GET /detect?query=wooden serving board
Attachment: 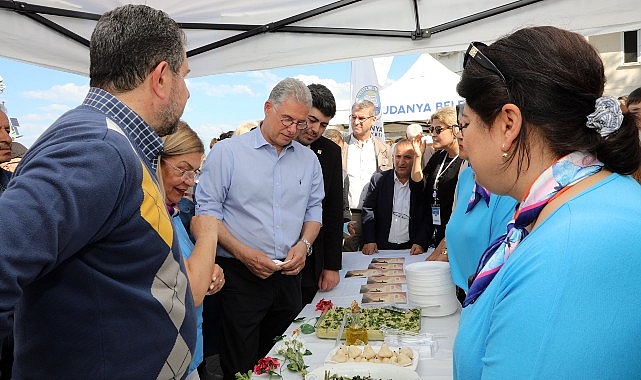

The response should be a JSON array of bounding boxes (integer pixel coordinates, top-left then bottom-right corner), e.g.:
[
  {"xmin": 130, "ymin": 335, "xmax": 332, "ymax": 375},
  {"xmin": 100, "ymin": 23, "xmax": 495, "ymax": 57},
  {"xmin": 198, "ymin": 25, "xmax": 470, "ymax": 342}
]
[{"xmin": 315, "ymin": 307, "xmax": 421, "ymax": 340}]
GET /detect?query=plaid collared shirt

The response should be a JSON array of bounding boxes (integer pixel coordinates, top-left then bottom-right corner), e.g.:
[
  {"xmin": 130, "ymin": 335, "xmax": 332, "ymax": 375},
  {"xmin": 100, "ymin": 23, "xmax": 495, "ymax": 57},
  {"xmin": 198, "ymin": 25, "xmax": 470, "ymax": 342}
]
[{"xmin": 83, "ymin": 87, "xmax": 163, "ymax": 170}]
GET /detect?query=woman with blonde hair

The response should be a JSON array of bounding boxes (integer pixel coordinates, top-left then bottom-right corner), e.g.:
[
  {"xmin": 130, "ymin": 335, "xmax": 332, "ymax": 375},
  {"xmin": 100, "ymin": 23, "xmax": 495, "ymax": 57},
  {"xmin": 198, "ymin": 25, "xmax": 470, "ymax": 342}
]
[
  {"xmin": 161, "ymin": 121, "xmax": 224, "ymax": 380},
  {"xmin": 411, "ymin": 107, "xmax": 463, "ymax": 249}
]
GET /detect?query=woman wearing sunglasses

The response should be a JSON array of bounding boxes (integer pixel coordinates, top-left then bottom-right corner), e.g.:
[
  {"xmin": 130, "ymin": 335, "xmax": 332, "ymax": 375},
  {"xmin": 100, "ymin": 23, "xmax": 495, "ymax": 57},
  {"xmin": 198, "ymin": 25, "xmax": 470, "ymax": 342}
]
[
  {"xmin": 410, "ymin": 107, "xmax": 463, "ymax": 251},
  {"xmin": 422, "ymin": 103, "xmax": 517, "ymax": 305},
  {"xmin": 453, "ymin": 27, "xmax": 641, "ymax": 378}
]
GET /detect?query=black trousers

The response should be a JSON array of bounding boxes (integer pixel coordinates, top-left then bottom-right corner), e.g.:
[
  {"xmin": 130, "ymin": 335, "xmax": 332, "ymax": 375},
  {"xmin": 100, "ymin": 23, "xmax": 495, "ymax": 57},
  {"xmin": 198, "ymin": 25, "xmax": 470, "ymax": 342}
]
[{"xmin": 216, "ymin": 257, "xmax": 302, "ymax": 380}]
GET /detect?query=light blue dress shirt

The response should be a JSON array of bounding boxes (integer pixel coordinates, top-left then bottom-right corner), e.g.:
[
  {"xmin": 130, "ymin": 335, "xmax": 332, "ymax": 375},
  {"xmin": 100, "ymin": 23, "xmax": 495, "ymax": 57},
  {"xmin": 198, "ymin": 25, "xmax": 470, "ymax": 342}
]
[{"xmin": 196, "ymin": 125, "xmax": 324, "ymax": 259}]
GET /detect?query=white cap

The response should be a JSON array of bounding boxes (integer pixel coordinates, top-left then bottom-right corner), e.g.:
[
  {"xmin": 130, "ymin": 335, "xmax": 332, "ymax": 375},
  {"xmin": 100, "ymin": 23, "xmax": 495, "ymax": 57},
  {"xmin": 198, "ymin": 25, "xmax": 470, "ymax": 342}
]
[{"xmin": 406, "ymin": 123, "xmax": 423, "ymax": 139}]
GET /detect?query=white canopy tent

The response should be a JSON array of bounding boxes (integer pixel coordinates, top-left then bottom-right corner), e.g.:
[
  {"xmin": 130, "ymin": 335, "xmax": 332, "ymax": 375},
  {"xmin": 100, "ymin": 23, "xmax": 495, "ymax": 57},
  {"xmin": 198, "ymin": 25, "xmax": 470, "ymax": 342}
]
[
  {"xmin": 334, "ymin": 53, "xmax": 462, "ymax": 126},
  {"xmin": 1, "ymin": 0, "xmax": 640, "ymax": 77},
  {"xmin": 379, "ymin": 53, "xmax": 462, "ymax": 122}
]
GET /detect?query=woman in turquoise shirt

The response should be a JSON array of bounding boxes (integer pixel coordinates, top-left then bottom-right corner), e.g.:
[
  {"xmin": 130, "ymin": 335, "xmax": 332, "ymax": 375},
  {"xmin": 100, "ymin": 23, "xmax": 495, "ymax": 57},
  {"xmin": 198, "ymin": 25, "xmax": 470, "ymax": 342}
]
[
  {"xmin": 421, "ymin": 104, "xmax": 517, "ymax": 294},
  {"xmin": 454, "ymin": 26, "xmax": 641, "ymax": 378}
]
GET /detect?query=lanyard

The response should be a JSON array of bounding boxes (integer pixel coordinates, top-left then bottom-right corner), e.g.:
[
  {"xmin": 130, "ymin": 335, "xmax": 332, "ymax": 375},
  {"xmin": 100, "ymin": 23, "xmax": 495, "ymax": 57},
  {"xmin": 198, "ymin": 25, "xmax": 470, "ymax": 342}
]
[{"xmin": 433, "ymin": 152, "xmax": 459, "ymax": 198}]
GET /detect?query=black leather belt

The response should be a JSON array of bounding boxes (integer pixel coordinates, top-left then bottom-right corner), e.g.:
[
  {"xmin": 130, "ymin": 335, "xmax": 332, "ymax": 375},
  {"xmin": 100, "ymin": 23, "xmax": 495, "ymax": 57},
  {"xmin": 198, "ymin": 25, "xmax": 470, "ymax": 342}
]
[
  {"xmin": 350, "ymin": 208, "xmax": 362, "ymax": 214},
  {"xmin": 385, "ymin": 241, "xmax": 412, "ymax": 250}
]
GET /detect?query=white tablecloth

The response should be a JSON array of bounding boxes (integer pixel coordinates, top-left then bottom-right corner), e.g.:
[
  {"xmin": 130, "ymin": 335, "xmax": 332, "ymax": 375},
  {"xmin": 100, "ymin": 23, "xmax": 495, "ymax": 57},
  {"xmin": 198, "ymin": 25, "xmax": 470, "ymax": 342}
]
[{"xmin": 264, "ymin": 250, "xmax": 460, "ymax": 379}]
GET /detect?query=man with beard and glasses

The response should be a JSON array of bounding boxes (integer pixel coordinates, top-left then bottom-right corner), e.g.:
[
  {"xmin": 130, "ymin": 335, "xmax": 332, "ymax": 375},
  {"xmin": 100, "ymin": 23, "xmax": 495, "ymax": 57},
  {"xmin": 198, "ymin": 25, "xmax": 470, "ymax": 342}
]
[
  {"xmin": 0, "ymin": 5, "xmax": 196, "ymax": 379},
  {"xmin": 295, "ymin": 83, "xmax": 343, "ymax": 305}
]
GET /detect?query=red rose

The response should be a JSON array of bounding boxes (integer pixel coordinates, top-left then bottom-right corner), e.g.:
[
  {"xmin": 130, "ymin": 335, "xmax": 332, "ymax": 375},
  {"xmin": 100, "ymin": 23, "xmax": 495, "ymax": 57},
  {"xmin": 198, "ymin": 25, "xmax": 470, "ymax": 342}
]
[
  {"xmin": 315, "ymin": 298, "xmax": 334, "ymax": 313},
  {"xmin": 253, "ymin": 356, "xmax": 280, "ymax": 375}
]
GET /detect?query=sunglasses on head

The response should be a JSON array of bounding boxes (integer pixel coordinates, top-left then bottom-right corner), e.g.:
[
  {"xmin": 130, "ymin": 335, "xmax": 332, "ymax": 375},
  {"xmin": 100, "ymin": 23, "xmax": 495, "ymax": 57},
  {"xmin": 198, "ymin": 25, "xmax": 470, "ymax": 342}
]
[{"xmin": 463, "ymin": 41, "xmax": 512, "ymax": 102}]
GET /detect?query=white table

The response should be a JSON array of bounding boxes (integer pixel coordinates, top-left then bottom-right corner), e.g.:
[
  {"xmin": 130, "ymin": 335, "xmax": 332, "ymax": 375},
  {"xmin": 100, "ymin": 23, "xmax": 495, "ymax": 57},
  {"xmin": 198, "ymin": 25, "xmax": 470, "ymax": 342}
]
[{"xmin": 265, "ymin": 250, "xmax": 460, "ymax": 379}]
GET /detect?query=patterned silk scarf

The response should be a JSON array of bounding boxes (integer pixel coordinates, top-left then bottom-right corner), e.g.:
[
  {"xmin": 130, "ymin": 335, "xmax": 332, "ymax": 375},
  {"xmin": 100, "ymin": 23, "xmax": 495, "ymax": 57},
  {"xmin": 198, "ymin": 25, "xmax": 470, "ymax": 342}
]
[
  {"xmin": 463, "ymin": 151, "xmax": 604, "ymax": 307},
  {"xmin": 466, "ymin": 182, "xmax": 490, "ymax": 213}
]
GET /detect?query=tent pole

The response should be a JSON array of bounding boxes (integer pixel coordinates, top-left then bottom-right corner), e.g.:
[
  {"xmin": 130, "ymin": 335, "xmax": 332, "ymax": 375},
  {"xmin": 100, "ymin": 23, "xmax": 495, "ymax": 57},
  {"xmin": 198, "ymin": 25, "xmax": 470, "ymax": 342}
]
[{"xmin": 428, "ymin": 0, "xmax": 545, "ymax": 35}]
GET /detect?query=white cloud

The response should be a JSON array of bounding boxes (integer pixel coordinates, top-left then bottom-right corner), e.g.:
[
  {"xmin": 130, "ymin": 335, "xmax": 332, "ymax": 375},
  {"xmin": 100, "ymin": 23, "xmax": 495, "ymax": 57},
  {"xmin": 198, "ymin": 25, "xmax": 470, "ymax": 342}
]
[
  {"xmin": 21, "ymin": 83, "xmax": 89, "ymax": 103},
  {"xmin": 293, "ymin": 74, "xmax": 351, "ymax": 109},
  {"xmin": 21, "ymin": 112, "xmax": 63, "ymax": 123},
  {"xmin": 42, "ymin": 104, "xmax": 73, "ymax": 113},
  {"xmin": 192, "ymin": 123, "xmax": 234, "ymax": 150},
  {"xmin": 188, "ymin": 80, "xmax": 255, "ymax": 97},
  {"xmin": 246, "ymin": 71, "xmax": 280, "ymax": 83}
]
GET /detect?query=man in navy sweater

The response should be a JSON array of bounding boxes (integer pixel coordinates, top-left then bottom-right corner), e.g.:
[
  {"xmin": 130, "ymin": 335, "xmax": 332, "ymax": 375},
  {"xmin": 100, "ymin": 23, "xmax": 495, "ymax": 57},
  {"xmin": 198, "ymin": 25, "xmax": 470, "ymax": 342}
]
[{"xmin": 0, "ymin": 5, "xmax": 196, "ymax": 379}]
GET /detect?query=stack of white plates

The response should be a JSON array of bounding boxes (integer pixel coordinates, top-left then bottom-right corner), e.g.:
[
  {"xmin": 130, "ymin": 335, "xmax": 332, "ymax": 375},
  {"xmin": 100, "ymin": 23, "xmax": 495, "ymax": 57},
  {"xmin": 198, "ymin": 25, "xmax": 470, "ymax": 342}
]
[{"xmin": 405, "ymin": 261, "xmax": 459, "ymax": 317}]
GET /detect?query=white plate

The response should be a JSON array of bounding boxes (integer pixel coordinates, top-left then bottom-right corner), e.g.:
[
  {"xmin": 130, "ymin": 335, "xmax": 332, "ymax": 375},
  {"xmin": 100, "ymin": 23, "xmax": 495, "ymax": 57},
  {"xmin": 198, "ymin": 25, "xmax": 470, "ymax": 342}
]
[
  {"xmin": 306, "ymin": 363, "xmax": 420, "ymax": 380},
  {"xmin": 324, "ymin": 344, "xmax": 419, "ymax": 370}
]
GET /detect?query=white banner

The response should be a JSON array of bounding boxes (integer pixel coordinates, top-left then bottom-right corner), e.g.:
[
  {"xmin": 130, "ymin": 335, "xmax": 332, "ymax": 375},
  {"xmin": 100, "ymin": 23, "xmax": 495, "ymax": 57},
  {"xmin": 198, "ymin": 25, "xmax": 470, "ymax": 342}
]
[{"xmin": 350, "ymin": 58, "xmax": 385, "ymax": 141}]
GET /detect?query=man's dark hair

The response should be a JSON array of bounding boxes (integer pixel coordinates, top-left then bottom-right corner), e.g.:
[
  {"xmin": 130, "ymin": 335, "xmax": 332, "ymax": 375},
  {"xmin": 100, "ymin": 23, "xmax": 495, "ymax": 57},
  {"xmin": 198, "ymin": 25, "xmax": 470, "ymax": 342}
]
[
  {"xmin": 308, "ymin": 83, "xmax": 336, "ymax": 118},
  {"xmin": 627, "ymin": 87, "xmax": 641, "ymax": 106},
  {"xmin": 89, "ymin": 5, "xmax": 185, "ymax": 92},
  {"xmin": 219, "ymin": 131, "xmax": 234, "ymax": 140}
]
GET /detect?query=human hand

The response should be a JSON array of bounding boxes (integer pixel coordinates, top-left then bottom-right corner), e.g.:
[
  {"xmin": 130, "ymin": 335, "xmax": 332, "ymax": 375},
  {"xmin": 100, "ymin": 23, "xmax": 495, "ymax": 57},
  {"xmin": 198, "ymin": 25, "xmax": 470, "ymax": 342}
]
[
  {"xmin": 362, "ymin": 243, "xmax": 378, "ymax": 255},
  {"xmin": 206, "ymin": 264, "xmax": 225, "ymax": 295},
  {"xmin": 425, "ymin": 248, "xmax": 449, "ymax": 262},
  {"xmin": 409, "ymin": 244, "xmax": 425, "ymax": 255},
  {"xmin": 411, "ymin": 135, "xmax": 426, "ymax": 157},
  {"xmin": 347, "ymin": 222, "xmax": 356, "ymax": 236},
  {"xmin": 318, "ymin": 269, "xmax": 340, "ymax": 291},
  {"xmin": 280, "ymin": 241, "xmax": 307, "ymax": 276},
  {"xmin": 240, "ymin": 247, "xmax": 281, "ymax": 279}
]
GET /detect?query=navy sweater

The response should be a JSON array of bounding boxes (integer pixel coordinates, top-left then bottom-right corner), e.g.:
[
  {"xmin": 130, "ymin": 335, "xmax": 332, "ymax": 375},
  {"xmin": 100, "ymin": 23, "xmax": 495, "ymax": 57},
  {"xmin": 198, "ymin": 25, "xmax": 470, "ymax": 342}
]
[{"xmin": 0, "ymin": 101, "xmax": 195, "ymax": 379}]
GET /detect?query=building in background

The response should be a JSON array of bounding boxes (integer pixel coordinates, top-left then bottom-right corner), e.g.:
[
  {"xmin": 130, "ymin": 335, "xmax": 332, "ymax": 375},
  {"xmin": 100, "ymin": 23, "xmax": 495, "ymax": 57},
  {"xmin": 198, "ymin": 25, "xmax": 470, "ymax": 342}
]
[{"xmin": 589, "ymin": 30, "xmax": 641, "ymax": 98}]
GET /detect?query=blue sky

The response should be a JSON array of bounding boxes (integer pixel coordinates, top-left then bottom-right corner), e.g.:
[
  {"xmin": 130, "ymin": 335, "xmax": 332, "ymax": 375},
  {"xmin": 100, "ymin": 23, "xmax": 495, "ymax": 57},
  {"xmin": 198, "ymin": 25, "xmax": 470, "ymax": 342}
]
[{"xmin": 0, "ymin": 54, "xmax": 418, "ymax": 150}]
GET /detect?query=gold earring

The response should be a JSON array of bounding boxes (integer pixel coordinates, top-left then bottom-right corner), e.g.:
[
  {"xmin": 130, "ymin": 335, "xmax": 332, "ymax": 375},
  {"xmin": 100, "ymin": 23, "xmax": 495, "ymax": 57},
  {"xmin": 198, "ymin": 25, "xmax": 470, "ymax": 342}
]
[{"xmin": 502, "ymin": 152, "xmax": 508, "ymax": 158}]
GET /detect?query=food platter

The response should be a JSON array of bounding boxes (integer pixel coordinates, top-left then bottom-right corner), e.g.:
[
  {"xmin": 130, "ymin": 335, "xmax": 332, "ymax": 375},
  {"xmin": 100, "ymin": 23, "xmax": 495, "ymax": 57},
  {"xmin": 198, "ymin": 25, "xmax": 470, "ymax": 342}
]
[
  {"xmin": 315, "ymin": 307, "xmax": 421, "ymax": 340},
  {"xmin": 305, "ymin": 363, "xmax": 421, "ymax": 380},
  {"xmin": 324, "ymin": 344, "xmax": 419, "ymax": 370}
]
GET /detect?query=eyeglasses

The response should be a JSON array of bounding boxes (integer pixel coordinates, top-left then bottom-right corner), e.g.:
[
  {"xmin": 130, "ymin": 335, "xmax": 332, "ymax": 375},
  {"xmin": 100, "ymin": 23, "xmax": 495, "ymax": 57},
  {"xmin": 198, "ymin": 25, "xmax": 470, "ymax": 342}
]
[
  {"xmin": 350, "ymin": 115, "xmax": 374, "ymax": 124},
  {"xmin": 463, "ymin": 41, "xmax": 512, "ymax": 101},
  {"xmin": 426, "ymin": 125, "xmax": 457, "ymax": 135},
  {"xmin": 280, "ymin": 116, "xmax": 308, "ymax": 130},
  {"xmin": 274, "ymin": 106, "xmax": 308, "ymax": 130},
  {"xmin": 457, "ymin": 122, "xmax": 469, "ymax": 137},
  {"xmin": 162, "ymin": 159, "xmax": 201, "ymax": 184}
]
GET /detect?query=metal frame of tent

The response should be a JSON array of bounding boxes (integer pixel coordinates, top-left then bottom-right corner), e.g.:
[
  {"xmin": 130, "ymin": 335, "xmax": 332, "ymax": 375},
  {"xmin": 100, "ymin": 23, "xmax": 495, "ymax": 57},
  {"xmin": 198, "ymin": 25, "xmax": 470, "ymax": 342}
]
[{"xmin": 0, "ymin": 0, "xmax": 543, "ymax": 60}]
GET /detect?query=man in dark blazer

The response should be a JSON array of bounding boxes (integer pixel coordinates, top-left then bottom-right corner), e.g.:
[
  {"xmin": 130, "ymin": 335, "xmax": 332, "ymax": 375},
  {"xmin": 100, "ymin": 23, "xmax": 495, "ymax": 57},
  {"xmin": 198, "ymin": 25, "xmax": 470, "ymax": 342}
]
[
  {"xmin": 361, "ymin": 138, "xmax": 429, "ymax": 255},
  {"xmin": 296, "ymin": 83, "xmax": 343, "ymax": 305}
]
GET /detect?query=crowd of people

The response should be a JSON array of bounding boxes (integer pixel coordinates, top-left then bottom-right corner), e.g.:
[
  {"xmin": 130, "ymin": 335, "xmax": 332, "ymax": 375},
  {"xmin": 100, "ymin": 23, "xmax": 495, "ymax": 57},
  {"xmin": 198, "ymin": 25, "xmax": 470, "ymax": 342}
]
[{"xmin": 0, "ymin": 4, "xmax": 640, "ymax": 380}]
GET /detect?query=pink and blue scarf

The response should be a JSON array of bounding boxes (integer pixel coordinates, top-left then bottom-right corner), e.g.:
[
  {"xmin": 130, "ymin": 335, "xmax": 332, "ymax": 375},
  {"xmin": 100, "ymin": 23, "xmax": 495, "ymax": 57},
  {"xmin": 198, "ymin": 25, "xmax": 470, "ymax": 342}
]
[
  {"xmin": 466, "ymin": 182, "xmax": 490, "ymax": 213},
  {"xmin": 464, "ymin": 151, "xmax": 604, "ymax": 306}
]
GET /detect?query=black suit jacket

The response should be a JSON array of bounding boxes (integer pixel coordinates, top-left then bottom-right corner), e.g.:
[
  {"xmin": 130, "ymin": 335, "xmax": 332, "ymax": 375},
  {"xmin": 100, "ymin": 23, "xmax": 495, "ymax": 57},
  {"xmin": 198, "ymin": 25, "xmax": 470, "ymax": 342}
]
[
  {"xmin": 303, "ymin": 136, "xmax": 343, "ymax": 287},
  {"xmin": 361, "ymin": 169, "xmax": 429, "ymax": 250}
]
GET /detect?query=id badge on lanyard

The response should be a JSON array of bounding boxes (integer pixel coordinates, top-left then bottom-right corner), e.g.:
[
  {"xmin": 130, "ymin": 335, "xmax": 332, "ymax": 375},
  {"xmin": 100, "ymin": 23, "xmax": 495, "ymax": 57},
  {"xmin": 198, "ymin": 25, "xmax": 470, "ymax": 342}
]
[
  {"xmin": 431, "ymin": 153, "xmax": 458, "ymax": 226},
  {"xmin": 432, "ymin": 196, "xmax": 441, "ymax": 225}
]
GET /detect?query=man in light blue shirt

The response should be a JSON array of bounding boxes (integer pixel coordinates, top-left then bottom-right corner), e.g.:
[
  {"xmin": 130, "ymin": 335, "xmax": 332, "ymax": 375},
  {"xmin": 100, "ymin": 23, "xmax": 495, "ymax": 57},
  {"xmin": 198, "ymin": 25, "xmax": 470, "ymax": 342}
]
[{"xmin": 196, "ymin": 77, "xmax": 324, "ymax": 379}]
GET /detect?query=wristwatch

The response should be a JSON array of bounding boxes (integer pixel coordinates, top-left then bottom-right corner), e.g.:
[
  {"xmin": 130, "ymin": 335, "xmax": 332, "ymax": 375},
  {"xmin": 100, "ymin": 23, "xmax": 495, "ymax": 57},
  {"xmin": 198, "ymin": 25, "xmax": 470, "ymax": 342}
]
[{"xmin": 299, "ymin": 238, "xmax": 313, "ymax": 256}]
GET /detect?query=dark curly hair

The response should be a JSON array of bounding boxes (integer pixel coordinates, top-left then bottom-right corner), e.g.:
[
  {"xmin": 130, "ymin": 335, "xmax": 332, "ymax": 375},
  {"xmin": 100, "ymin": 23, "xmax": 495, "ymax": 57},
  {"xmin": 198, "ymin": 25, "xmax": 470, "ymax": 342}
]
[{"xmin": 457, "ymin": 26, "xmax": 640, "ymax": 175}]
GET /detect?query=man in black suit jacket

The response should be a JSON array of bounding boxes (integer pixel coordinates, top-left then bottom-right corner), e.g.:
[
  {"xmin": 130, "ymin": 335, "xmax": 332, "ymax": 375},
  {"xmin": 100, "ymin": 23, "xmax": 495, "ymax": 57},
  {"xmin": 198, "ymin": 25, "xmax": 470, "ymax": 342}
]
[
  {"xmin": 362, "ymin": 138, "xmax": 429, "ymax": 255},
  {"xmin": 296, "ymin": 84, "xmax": 343, "ymax": 305}
]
